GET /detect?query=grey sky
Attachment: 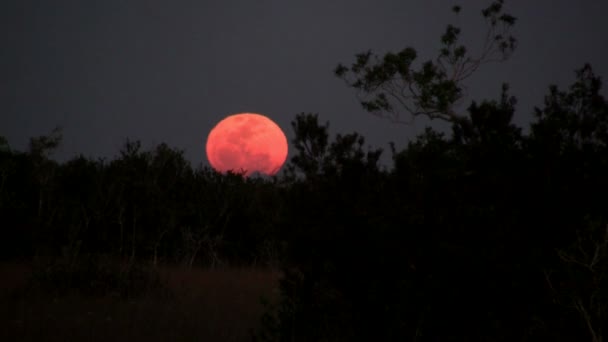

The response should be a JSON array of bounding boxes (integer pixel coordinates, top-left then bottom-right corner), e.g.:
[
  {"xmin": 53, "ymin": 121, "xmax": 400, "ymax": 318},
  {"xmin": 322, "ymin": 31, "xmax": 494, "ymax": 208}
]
[{"xmin": 1, "ymin": 0, "xmax": 607, "ymax": 168}]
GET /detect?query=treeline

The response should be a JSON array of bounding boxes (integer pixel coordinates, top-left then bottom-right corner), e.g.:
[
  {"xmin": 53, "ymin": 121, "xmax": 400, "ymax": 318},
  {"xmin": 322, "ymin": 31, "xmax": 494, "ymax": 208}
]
[
  {"xmin": 1, "ymin": 3, "xmax": 607, "ymax": 338},
  {"xmin": 0, "ymin": 136, "xmax": 283, "ymax": 267},
  {"xmin": 257, "ymin": 65, "xmax": 608, "ymax": 342},
  {"xmin": 1, "ymin": 63, "xmax": 607, "ymax": 340}
]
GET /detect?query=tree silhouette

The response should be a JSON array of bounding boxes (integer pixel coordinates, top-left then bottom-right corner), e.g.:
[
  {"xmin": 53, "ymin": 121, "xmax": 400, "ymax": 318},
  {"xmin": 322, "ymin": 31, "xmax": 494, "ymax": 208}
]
[
  {"xmin": 335, "ymin": 1, "xmax": 516, "ymax": 125},
  {"xmin": 0, "ymin": 2, "xmax": 607, "ymax": 341},
  {"xmin": 285, "ymin": 113, "xmax": 331, "ymax": 181},
  {"xmin": 28, "ymin": 127, "xmax": 62, "ymax": 218},
  {"xmin": 255, "ymin": 2, "xmax": 608, "ymax": 341},
  {"xmin": 530, "ymin": 64, "xmax": 608, "ymax": 342}
]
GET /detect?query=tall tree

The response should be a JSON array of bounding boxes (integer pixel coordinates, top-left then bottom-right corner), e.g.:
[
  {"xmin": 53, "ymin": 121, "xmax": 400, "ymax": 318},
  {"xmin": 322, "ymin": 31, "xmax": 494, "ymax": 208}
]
[
  {"xmin": 28, "ymin": 127, "xmax": 62, "ymax": 218},
  {"xmin": 531, "ymin": 64, "xmax": 608, "ymax": 342}
]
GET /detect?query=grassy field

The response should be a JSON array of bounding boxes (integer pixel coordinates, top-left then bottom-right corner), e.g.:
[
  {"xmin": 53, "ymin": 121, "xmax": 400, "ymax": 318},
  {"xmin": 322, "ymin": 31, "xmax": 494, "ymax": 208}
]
[{"xmin": 0, "ymin": 262, "xmax": 280, "ymax": 342}]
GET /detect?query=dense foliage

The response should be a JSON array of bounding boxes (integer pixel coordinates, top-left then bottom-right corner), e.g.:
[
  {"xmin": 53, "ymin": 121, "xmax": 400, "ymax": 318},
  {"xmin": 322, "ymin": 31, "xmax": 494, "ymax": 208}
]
[
  {"xmin": 2, "ymin": 63, "xmax": 606, "ymax": 341},
  {"xmin": 255, "ymin": 64, "xmax": 606, "ymax": 341},
  {"xmin": 2, "ymin": 1, "xmax": 607, "ymax": 340},
  {"xmin": 0, "ymin": 139, "xmax": 283, "ymax": 268}
]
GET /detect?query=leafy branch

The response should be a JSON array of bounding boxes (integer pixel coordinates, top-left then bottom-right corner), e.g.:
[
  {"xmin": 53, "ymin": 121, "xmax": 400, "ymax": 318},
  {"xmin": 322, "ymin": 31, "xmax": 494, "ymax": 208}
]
[{"xmin": 334, "ymin": 1, "xmax": 517, "ymax": 124}]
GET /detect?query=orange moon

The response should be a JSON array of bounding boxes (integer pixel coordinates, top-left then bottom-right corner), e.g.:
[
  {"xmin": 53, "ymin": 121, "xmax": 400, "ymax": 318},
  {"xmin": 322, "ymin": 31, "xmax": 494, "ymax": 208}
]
[{"xmin": 206, "ymin": 113, "xmax": 288, "ymax": 177}]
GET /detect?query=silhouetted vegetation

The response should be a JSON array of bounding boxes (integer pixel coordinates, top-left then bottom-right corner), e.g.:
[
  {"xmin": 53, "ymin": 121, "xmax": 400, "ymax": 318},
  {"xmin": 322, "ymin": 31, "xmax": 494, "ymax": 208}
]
[{"xmin": 1, "ymin": 1, "xmax": 607, "ymax": 341}]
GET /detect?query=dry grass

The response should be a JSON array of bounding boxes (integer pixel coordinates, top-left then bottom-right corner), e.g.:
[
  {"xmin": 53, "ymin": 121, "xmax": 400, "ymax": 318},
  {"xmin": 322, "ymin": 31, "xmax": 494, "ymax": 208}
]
[{"xmin": 0, "ymin": 262, "xmax": 280, "ymax": 342}]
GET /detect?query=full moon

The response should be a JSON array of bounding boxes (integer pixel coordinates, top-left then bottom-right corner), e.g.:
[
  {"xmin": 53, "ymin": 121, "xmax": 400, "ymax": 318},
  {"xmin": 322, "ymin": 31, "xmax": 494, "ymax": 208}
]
[{"xmin": 206, "ymin": 113, "xmax": 288, "ymax": 177}]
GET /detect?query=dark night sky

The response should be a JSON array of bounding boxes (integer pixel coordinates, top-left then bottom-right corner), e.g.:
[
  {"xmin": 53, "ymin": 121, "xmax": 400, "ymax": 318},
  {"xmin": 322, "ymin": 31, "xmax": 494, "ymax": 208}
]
[{"xmin": 1, "ymin": 0, "xmax": 607, "ymax": 167}]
